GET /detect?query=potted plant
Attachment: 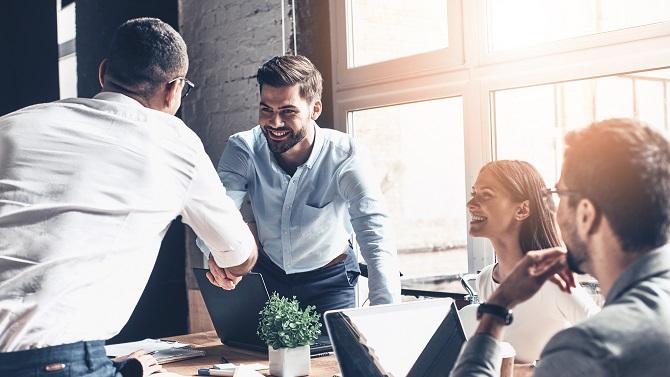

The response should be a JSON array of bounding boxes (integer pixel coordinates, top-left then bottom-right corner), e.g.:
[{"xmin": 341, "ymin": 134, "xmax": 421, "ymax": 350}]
[{"xmin": 257, "ymin": 293, "xmax": 321, "ymax": 377}]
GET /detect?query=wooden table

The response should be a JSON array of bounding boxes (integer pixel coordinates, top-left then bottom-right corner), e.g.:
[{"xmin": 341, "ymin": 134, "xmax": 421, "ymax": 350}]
[{"xmin": 162, "ymin": 331, "xmax": 340, "ymax": 377}]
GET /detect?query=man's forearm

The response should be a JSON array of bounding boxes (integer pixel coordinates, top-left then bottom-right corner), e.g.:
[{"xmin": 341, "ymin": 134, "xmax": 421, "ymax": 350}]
[
  {"xmin": 226, "ymin": 247, "xmax": 258, "ymax": 276},
  {"xmin": 225, "ymin": 222, "xmax": 262, "ymax": 276},
  {"xmin": 365, "ymin": 254, "xmax": 401, "ymax": 304},
  {"xmin": 475, "ymin": 294, "xmax": 513, "ymax": 339},
  {"xmin": 450, "ymin": 333, "xmax": 503, "ymax": 377}
]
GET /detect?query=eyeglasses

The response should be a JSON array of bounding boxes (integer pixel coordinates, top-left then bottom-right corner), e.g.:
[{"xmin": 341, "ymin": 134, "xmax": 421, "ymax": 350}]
[
  {"xmin": 168, "ymin": 76, "xmax": 196, "ymax": 98},
  {"xmin": 542, "ymin": 187, "xmax": 580, "ymax": 207}
]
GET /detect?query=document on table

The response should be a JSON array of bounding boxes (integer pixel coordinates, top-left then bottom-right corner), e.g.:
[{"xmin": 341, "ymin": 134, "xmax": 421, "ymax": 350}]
[{"xmin": 105, "ymin": 338, "xmax": 205, "ymax": 364}]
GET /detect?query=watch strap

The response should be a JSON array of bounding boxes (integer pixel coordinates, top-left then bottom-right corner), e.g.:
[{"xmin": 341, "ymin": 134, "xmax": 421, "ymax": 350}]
[{"xmin": 477, "ymin": 303, "xmax": 513, "ymax": 325}]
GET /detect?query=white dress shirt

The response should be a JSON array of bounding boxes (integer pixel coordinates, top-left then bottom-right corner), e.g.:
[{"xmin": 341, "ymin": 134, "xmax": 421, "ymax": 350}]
[{"xmin": 0, "ymin": 92, "xmax": 255, "ymax": 352}]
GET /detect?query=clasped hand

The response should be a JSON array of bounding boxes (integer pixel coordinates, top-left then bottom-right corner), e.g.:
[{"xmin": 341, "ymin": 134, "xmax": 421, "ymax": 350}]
[{"xmin": 206, "ymin": 254, "xmax": 243, "ymax": 290}]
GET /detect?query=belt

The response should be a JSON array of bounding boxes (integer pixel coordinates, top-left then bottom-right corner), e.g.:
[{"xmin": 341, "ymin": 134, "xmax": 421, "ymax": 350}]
[{"xmin": 322, "ymin": 252, "xmax": 348, "ymax": 269}]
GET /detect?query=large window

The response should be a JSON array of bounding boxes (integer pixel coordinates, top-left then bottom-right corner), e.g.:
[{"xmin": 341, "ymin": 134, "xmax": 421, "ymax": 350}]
[
  {"xmin": 494, "ymin": 68, "xmax": 670, "ymax": 185},
  {"xmin": 348, "ymin": 0, "xmax": 449, "ymax": 67},
  {"xmin": 330, "ymin": 0, "xmax": 670, "ymax": 293},
  {"xmin": 488, "ymin": 0, "xmax": 670, "ymax": 51},
  {"xmin": 351, "ymin": 98, "xmax": 467, "ymax": 278}
]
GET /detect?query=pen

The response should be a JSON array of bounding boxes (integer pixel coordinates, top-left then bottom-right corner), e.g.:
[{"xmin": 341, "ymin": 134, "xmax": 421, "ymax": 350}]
[{"xmin": 197, "ymin": 368, "xmax": 234, "ymax": 376}]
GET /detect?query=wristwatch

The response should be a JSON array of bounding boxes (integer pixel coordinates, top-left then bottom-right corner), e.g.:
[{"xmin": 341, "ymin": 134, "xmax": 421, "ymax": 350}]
[{"xmin": 477, "ymin": 303, "xmax": 513, "ymax": 325}]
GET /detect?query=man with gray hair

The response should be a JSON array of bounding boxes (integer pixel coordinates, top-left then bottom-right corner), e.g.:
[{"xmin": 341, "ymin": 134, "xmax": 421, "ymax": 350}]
[{"xmin": 0, "ymin": 18, "xmax": 257, "ymax": 376}]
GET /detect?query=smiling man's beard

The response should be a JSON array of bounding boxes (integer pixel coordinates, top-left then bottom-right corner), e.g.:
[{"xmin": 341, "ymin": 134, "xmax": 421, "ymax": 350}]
[{"xmin": 263, "ymin": 126, "xmax": 306, "ymax": 154}]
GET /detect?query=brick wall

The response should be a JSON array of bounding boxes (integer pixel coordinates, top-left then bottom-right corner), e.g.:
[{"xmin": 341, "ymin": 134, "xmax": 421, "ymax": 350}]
[
  {"xmin": 178, "ymin": 0, "xmax": 297, "ymax": 332},
  {"xmin": 179, "ymin": 0, "xmax": 295, "ymax": 161}
]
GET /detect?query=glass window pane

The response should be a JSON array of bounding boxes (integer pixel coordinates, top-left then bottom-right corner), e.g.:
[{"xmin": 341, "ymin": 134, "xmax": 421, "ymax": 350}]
[
  {"xmin": 595, "ymin": 76, "xmax": 634, "ymax": 119},
  {"xmin": 494, "ymin": 85, "xmax": 560, "ymax": 185},
  {"xmin": 350, "ymin": 98, "xmax": 466, "ymax": 280},
  {"xmin": 488, "ymin": 0, "xmax": 670, "ymax": 51},
  {"xmin": 58, "ymin": 54, "xmax": 77, "ymax": 99},
  {"xmin": 57, "ymin": 1, "xmax": 76, "ymax": 44},
  {"xmin": 636, "ymin": 78, "xmax": 666, "ymax": 130},
  {"xmin": 494, "ymin": 68, "xmax": 670, "ymax": 186},
  {"xmin": 348, "ymin": 0, "xmax": 449, "ymax": 67}
]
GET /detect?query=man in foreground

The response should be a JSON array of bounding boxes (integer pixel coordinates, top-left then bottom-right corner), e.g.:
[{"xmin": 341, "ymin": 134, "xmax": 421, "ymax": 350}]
[
  {"xmin": 0, "ymin": 18, "xmax": 256, "ymax": 376},
  {"xmin": 451, "ymin": 118, "xmax": 670, "ymax": 376}
]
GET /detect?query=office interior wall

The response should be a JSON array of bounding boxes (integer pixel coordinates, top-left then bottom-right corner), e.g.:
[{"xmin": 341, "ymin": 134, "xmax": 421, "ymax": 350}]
[
  {"xmin": 0, "ymin": 0, "xmax": 59, "ymax": 117},
  {"xmin": 295, "ymin": 0, "xmax": 334, "ymax": 130}
]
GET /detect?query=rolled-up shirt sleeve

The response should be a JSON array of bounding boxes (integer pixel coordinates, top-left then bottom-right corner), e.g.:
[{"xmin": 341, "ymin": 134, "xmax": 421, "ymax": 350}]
[
  {"xmin": 338, "ymin": 147, "xmax": 401, "ymax": 305},
  {"xmin": 217, "ymin": 137, "xmax": 252, "ymax": 209},
  {"xmin": 181, "ymin": 145, "xmax": 255, "ymax": 268}
]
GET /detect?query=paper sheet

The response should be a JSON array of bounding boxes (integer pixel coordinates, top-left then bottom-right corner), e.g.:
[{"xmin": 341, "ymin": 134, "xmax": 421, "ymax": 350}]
[{"xmin": 104, "ymin": 338, "xmax": 191, "ymax": 357}]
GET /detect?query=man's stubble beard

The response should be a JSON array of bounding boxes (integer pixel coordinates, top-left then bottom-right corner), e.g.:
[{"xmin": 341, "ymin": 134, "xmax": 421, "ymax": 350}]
[
  {"xmin": 565, "ymin": 227, "xmax": 589, "ymax": 275},
  {"xmin": 264, "ymin": 126, "xmax": 307, "ymax": 154}
]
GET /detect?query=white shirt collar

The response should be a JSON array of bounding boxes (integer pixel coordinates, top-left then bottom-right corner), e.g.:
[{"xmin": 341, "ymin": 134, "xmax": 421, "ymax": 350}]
[{"xmin": 93, "ymin": 91, "xmax": 145, "ymax": 108}]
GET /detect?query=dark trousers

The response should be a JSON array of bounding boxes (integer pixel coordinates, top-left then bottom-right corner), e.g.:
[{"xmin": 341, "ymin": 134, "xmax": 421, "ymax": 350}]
[
  {"xmin": 0, "ymin": 340, "xmax": 122, "ymax": 377},
  {"xmin": 253, "ymin": 245, "xmax": 360, "ymax": 331}
]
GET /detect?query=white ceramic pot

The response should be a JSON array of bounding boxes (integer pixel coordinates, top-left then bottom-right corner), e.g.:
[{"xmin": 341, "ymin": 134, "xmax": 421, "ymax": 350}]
[{"xmin": 268, "ymin": 344, "xmax": 310, "ymax": 377}]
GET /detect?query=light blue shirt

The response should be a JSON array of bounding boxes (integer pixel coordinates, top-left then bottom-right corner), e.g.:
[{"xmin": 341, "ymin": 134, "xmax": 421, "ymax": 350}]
[{"xmin": 199, "ymin": 123, "xmax": 400, "ymax": 304}]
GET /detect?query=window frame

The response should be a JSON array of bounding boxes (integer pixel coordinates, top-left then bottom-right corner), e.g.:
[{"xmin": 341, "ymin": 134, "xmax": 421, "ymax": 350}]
[
  {"xmin": 330, "ymin": 0, "xmax": 464, "ymax": 90},
  {"xmin": 329, "ymin": 0, "xmax": 670, "ymax": 274}
]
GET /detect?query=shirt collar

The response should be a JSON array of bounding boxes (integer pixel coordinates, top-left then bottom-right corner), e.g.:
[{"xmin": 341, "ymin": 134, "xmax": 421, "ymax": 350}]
[
  {"xmin": 93, "ymin": 91, "xmax": 145, "ymax": 108},
  {"xmin": 303, "ymin": 121, "xmax": 324, "ymax": 169},
  {"xmin": 606, "ymin": 243, "xmax": 670, "ymax": 304}
]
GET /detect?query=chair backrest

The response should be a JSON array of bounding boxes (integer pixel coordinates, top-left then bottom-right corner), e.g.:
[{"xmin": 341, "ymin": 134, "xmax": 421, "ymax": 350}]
[
  {"xmin": 457, "ymin": 304, "xmax": 480, "ymax": 338},
  {"xmin": 460, "ymin": 274, "xmax": 479, "ymax": 304}
]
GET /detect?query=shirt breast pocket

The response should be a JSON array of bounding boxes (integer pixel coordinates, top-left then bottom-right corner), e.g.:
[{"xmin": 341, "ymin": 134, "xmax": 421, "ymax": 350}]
[{"xmin": 301, "ymin": 201, "xmax": 335, "ymax": 238}]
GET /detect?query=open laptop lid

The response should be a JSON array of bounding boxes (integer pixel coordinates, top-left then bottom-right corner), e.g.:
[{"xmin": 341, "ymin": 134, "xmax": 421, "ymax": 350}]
[
  {"xmin": 194, "ymin": 268, "xmax": 268, "ymax": 351},
  {"xmin": 193, "ymin": 268, "xmax": 332, "ymax": 354},
  {"xmin": 324, "ymin": 298, "xmax": 466, "ymax": 377}
]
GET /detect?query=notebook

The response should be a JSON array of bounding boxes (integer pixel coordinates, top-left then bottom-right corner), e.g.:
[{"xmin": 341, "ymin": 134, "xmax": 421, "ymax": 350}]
[
  {"xmin": 324, "ymin": 298, "xmax": 466, "ymax": 377},
  {"xmin": 193, "ymin": 268, "xmax": 332, "ymax": 355}
]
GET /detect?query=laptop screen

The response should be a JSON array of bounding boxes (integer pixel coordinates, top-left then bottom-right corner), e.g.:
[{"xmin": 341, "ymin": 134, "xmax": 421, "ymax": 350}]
[
  {"xmin": 193, "ymin": 269, "xmax": 269, "ymax": 349},
  {"xmin": 193, "ymin": 268, "xmax": 332, "ymax": 355},
  {"xmin": 324, "ymin": 298, "xmax": 466, "ymax": 377}
]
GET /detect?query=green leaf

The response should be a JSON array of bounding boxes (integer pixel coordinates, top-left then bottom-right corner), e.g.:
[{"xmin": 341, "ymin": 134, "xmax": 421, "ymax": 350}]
[{"xmin": 257, "ymin": 293, "xmax": 322, "ymax": 348}]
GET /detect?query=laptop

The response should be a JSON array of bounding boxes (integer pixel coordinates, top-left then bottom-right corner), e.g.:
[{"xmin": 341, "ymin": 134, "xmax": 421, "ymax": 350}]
[
  {"xmin": 324, "ymin": 298, "xmax": 466, "ymax": 377},
  {"xmin": 193, "ymin": 268, "xmax": 332, "ymax": 355}
]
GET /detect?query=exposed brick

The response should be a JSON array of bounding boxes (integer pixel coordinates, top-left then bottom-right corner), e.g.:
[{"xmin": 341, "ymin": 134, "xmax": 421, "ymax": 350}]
[
  {"xmin": 179, "ymin": 0, "xmax": 294, "ymax": 162},
  {"xmin": 178, "ymin": 0, "xmax": 295, "ymax": 286}
]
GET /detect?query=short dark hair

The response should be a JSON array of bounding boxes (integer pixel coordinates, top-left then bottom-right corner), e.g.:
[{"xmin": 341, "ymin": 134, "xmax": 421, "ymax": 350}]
[
  {"xmin": 563, "ymin": 118, "xmax": 670, "ymax": 252},
  {"xmin": 105, "ymin": 18, "xmax": 188, "ymax": 98},
  {"xmin": 256, "ymin": 55, "xmax": 322, "ymax": 103},
  {"xmin": 481, "ymin": 160, "xmax": 561, "ymax": 253}
]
